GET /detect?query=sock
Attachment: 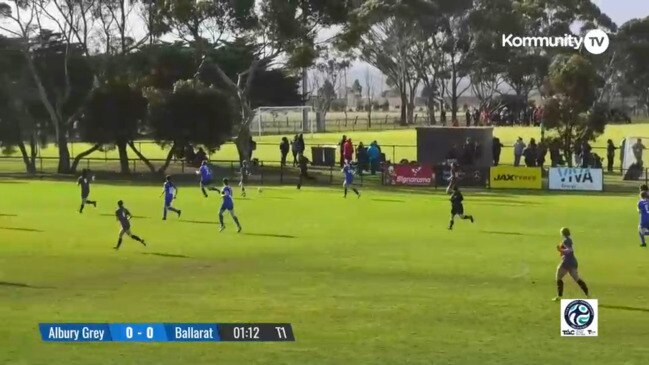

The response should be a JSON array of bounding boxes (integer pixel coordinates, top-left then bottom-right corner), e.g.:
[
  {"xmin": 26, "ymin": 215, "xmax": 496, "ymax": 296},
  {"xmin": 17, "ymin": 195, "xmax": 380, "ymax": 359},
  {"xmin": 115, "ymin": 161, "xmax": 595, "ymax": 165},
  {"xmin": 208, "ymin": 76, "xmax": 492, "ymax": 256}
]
[
  {"xmin": 233, "ymin": 216, "xmax": 241, "ymax": 228},
  {"xmin": 79, "ymin": 204, "xmax": 84, "ymax": 213},
  {"xmin": 86, "ymin": 200, "xmax": 96, "ymax": 206},
  {"xmin": 132, "ymin": 235, "xmax": 145, "ymax": 245},
  {"xmin": 241, "ymin": 187, "xmax": 246, "ymax": 196},
  {"xmin": 557, "ymin": 280, "xmax": 564, "ymax": 297},
  {"xmin": 461, "ymin": 215, "xmax": 471, "ymax": 220},
  {"xmin": 163, "ymin": 207, "xmax": 168, "ymax": 219},
  {"xmin": 201, "ymin": 187, "xmax": 208, "ymax": 197},
  {"xmin": 168, "ymin": 207, "xmax": 179, "ymax": 214},
  {"xmin": 352, "ymin": 188, "xmax": 360, "ymax": 196},
  {"xmin": 219, "ymin": 214, "xmax": 224, "ymax": 226},
  {"xmin": 115, "ymin": 238, "xmax": 122, "ymax": 249},
  {"xmin": 449, "ymin": 219, "xmax": 454, "ymax": 228},
  {"xmin": 640, "ymin": 232, "xmax": 646, "ymax": 245},
  {"xmin": 577, "ymin": 279, "xmax": 589, "ymax": 296},
  {"xmin": 344, "ymin": 187, "xmax": 348, "ymax": 197}
]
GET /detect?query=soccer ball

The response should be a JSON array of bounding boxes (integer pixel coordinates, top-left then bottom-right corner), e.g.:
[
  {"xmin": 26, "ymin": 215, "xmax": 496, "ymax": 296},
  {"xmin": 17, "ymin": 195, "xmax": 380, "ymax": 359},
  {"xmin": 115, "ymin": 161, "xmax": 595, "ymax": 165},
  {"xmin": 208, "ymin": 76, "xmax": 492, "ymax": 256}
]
[{"xmin": 258, "ymin": 187, "xmax": 263, "ymax": 193}]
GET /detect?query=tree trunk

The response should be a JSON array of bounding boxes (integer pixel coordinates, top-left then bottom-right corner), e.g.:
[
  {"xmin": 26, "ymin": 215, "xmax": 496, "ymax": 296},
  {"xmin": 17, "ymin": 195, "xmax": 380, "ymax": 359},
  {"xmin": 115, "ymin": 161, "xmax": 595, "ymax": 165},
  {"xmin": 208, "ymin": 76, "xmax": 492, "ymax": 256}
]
[
  {"xmin": 399, "ymin": 92, "xmax": 408, "ymax": 126},
  {"xmin": 117, "ymin": 141, "xmax": 130, "ymax": 174},
  {"xmin": 236, "ymin": 127, "xmax": 252, "ymax": 163},
  {"xmin": 158, "ymin": 143, "xmax": 176, "ymax": 174},
  {"xmin": 70, "ymin": 143, "xmax": 102, "ymax": 172},
  {"xmin": 57, "ymin": 133, "xmax": 71, "ymax": 173},
  {"xmin": 17, "ymin": 141, "xmax": 36, "ymax": 174},
  {"xmin": 128, "ymin": 141, "xmax": 156, "ymax": 173},
  {"xmin": 427, "ymin": 97, "xmax": 437, "ymax": 125},
  {"xmin": 451, "ymin": 67, "xmax": 458, "ymax": 123},
  {"xmin": 367, "ymin": 107, "xmax": 372, "ymax": 128}
]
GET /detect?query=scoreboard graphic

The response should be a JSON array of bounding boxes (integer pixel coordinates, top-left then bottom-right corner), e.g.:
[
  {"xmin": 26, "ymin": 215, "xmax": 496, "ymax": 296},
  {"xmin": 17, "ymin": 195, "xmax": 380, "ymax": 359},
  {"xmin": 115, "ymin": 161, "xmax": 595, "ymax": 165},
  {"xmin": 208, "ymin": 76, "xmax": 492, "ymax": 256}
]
[{"xmin": 39, "ymin": 323, "xmax": 295, "ymax": 343}]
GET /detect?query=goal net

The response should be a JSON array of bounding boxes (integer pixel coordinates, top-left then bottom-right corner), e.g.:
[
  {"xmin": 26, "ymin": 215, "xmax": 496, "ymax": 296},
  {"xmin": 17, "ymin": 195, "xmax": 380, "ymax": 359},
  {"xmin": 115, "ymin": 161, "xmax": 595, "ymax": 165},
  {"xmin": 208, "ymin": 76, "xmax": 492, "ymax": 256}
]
[
  {"xmin": 251, "ymin": 106, "xmax": 320, "ymax": 136},
  {"xmin": 622, "ymin": 136, "xmax": 649, "ymax": 180}
]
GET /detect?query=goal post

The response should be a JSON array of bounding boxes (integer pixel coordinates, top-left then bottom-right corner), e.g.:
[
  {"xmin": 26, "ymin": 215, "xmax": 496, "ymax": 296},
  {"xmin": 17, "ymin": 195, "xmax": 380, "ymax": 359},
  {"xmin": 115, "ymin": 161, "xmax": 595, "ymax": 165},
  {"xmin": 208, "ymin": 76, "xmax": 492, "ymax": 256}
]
[{"xmin": 252, "ymin": 106, "xmax": 320, "ymax": 136}]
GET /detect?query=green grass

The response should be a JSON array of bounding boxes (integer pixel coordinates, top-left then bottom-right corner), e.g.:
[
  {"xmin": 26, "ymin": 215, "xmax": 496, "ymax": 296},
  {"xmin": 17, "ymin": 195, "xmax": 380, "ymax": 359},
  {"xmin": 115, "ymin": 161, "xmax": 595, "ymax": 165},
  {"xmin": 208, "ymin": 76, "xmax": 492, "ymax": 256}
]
[{"xmin": 1, "ymin": 180, "xmax": 649, "ymax": 364}]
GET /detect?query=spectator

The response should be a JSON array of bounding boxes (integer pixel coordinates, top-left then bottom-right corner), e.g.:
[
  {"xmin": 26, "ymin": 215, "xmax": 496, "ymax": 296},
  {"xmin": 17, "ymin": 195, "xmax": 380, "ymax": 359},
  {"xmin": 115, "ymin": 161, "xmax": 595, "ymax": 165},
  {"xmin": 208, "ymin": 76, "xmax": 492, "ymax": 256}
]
[
  {"xmin": 279, "ymin": 137, "xmax": 290, "ymax": 166},
  {"xmin": 291, "ymin": 135, "xmax": 299, "ymax": 166},
  {"xmin": 339, "ymin": 135, "xmax": 347, "ymax": 167},
  {"xmin": 523, "ymin": 138, "xmax": 537, "ymax": 167},
  {"xmin": 461, "ymin": 138, "xmax": 475, "ymax": 165},
  {"xmin": 620, "ymin": 138, "xmax": 626, "ymax": 171},
  {"xmin": 440, "ymin": 107, "xmax": 447, "ymax": 125},
  {"xmin": 373, "ymin": 140, "xmax": 382, "ymax": 154},
  {"xmin": 367, "ymin": 141, "xmax": 380, "ymax": 175},
  {"xmin": 514, "ymin": 137, "xmax": 525, "ymax": 166},
  {"xmin": 446, "ymin": 144, "xmax": 459, "ymax": 161},
  {"xmin": 473, "ymin": 108, "xmax": 480, "ymax": 126},
  {"xmin": 549, "ymin": 141, "xmax": 563, "ymax": 167},
  {"xmin": 296, "ymin": 154, "xmax": 312, "ymax": 189},
  {"xmin": 632, "ymin": 138, "xmax": 646, "ymax": 166},
  {"xmin": 343, "ymin": 137, "xmax": 354, "ymax": 163},
  {"xmin": 536, "ymin": 142, "xmax": 547, "ymax": 167},
  {"xmin": 580, "ymin": 141, "xmax": 592, "ymax": 168},
  {"xmin": 356, "ymin": 142, "xmax": 368, "ymax": 173},
  {"xmin": 606, "ymin": 139, "xmax": 616, "ymax": 173},
  {"xmin": 194, "ymin": 147, "xmax": 207, "ymax": 166},
  {"xmin": 492, "ymin": 137, "xmax": 504, "ymax": 166},
  {"xmin": 465, "ymin": 108, "xmax": 471, "ymax": 126},
  {"xmin": 296, "ymin": 134, "xmax": 305, "ymax": 158}
]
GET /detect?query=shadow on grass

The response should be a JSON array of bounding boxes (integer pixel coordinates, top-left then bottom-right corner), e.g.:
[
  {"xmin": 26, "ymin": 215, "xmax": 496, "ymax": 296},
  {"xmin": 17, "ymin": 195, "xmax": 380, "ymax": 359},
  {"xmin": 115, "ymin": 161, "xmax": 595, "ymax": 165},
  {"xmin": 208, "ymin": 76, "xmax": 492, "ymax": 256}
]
[
  {"xmin": 181, "ymin": 220, "xmax": 215, "ymax": 225},
  {"xmin": 601, "ymin": 304, "xmax": 649, "ymax": 313},
  {"xmin": 481, "ymin": 230, "xmax": 524, "ymax": 236},
  {"xmin": 0, "ymin": 213, "xmax": 18, "ymax": 217},
  {"xmin": 0, "ymin": 281, "xmax": 54, "ymax": 289},
  {"xmin": 142, "ymin": 252, "xmax": 191, "ymax": 259},
  {"xmin": 0, "ymin": 226, "xmax": 43, "ymax": 232},
  {"xmin": 263, "ymin": 196, "xmax": 293, "ymax": 200},
  {"xmin": 243, "ymin": 233, "xmax": 297, "ymax": 239},
  {"xmin": 371, "ymin": 198, "xmax": 405, "ymax": 203},
  {"xmin": 100, "ymin": 214, "xmax": 149, "ymax": 219}
]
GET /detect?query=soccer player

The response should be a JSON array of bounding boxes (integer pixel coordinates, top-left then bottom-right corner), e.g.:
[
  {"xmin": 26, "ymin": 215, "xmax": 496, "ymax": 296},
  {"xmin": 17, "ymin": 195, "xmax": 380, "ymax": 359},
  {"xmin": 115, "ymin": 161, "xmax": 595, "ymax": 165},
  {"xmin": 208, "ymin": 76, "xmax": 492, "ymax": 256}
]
[
  {"xmin": 161, "ymin": 175, "xmax": 182, "ymax": 220},
  {"xmin": 77, "ymin": 169, "xmax": 97, "ymax": 213},
  {"xmin": 219, "ymin": 178, "xmax": 242, "ymax": 233},
  {"xmin": 196, "ymin": 160, "xmax": 219, "ymax": 198},
  {"xmin": 448, "ymin": 186, "xmax": 474, "ymax": 230},
  {"xmin": 239, "ymin": 160, "xmax": 249, "ymax": 197},
  {"xmin": 342, "ymin": 162, "xmax": 360, "ymax": 198},
  {"xmin": 114, "ymin": 200, "xmax": 146, "ymax": 250},
  {"xmin": 553, "ymin": 227, "xmax": 589, "ymax": 301},
  {"xmin": 638, "ymin": 191, "xmax": 649, "ymax": 247},
  {"xmin": 640, "ymin": 184, "xmax": 648, "ymax": 194}
]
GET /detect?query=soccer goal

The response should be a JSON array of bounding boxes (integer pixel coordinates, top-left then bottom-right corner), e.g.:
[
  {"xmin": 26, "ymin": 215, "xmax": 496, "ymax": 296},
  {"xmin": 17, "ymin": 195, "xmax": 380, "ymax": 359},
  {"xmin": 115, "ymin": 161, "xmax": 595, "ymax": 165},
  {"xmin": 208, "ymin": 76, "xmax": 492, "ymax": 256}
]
[
  {"xmin": 622, "ymin": 136, "xmax": 649, "ymax": 180},
  {"xmin": 251, "ymin": 106, "xmax": 319, "ymax": 136}
]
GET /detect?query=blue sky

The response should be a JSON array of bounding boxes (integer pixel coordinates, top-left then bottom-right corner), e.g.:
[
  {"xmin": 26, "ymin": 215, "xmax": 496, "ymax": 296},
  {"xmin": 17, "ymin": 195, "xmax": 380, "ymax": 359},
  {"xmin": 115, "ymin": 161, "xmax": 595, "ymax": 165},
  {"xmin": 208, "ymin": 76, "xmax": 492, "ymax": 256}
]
[{"xmin": 595, "ymin": 0, "xmax": 649, "ymax": 25}]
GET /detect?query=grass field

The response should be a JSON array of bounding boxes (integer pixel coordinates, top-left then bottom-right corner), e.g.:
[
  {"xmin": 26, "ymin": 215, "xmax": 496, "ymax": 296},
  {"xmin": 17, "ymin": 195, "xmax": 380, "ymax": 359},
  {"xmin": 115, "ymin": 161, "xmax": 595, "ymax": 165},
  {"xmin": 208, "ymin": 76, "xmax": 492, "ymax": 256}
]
[{"xmin": 2, "ymin": 179, "xmax": 649, "ymax": 364}]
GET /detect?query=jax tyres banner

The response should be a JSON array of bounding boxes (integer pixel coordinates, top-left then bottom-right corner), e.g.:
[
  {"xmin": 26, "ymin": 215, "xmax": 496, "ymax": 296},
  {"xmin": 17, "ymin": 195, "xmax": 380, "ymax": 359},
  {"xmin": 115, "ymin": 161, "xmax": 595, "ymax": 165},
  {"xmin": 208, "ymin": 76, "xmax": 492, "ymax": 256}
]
[
  {"xmin": 384, "ymin": 164, "xmax": 434, "ymax": 186},
  {"xmin": 549, "ymin": 167, "xmax": 603, "ymax": 191},
  {"xmin": 435, "ymin": 165, "xmax": 489, "ymax": 188},
  {"xmin": 490, "ymin": 166, "xmax": 542, "ymax": 189}
]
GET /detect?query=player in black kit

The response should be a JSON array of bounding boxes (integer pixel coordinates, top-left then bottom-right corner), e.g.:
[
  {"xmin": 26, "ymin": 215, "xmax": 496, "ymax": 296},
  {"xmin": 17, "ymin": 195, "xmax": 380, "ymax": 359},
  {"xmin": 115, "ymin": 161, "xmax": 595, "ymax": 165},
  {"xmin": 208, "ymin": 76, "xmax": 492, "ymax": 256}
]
[{"xmin": 448, "ymin": 186, "xmax": 474, "ymax": 230}]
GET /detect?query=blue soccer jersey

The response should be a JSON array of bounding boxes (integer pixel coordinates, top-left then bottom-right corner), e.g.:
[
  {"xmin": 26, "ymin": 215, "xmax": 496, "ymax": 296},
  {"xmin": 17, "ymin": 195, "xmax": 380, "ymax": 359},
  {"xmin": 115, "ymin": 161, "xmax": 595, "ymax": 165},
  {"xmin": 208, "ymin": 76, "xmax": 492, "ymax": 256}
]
[
  {"xmin": 343, "ymin": 165, "xmax": 354, "ymax": 184},
  {"xmin": 221, "ymin": 186, "xmax": 234, "ymax": 211},
  {"xmin": 639, "ymin": 199, "xmax": 649, "ymax": 228},
  {"xmin": 199, "ymin": 165, "xmax": 212, "ymax": 183},
  {"xmin": 116, "ymin": 207, "xmax": 131, "ymax": 230},
  {"xmin": 163, "ymin": 181, "xmax": 175, "ymax": 205}
]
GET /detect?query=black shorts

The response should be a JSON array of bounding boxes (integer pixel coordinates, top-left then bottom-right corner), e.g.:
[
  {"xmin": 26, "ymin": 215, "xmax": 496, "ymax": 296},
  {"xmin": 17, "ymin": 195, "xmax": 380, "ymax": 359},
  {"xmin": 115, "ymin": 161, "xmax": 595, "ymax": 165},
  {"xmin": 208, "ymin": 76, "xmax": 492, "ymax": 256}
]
[{"xmin": 451, "ymin": 205, "xmax": 464, "ymax": 215}]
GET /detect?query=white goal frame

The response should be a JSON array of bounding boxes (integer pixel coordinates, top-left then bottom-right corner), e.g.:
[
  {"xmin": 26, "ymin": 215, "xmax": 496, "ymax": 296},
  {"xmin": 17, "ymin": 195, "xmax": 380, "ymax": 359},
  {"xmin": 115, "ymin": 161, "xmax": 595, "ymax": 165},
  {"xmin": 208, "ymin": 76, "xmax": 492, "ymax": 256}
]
[{"xmin": 252, "ymin": 106, "xmax": 316, "ymax": 136}]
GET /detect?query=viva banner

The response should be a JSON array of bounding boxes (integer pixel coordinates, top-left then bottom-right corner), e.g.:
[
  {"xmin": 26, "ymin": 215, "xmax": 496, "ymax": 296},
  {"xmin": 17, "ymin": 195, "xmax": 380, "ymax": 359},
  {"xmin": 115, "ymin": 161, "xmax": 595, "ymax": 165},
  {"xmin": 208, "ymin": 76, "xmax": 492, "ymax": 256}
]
[
  {"xmin": 490, "ymin": 166, "xmax": 542, "ymax": 189},
  {"xmin": 385, "ymin": 164, "xmax": 434, "ymax": 186},
  {"xmin": 549, "ymin": 167, "xmax": 603, "ymax": 191}
]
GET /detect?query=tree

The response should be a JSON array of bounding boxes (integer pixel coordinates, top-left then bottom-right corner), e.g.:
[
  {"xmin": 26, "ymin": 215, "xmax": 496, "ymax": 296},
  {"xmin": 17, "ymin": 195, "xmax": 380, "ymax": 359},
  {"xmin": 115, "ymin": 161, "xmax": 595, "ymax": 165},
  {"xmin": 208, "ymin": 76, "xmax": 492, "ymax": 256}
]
[
  {"xmin": 77, "ymin": 80, "xmax": 149, "ymax": 174},
  {"xmin": 364, "ymin": 67, "xmax": 373, "ymax": 127},
  {"xmin": 617, "ymin": 17, "xmax": 649, "ymax": 113},
  {"xmin": 351, "ymin": 79, "xmax": 362, "ymax": 95},
  {"xmin": 309, "ymin": 55, "xmax": 349, "ymax": 116},
  {"xmin": 542, "ymin": 54, "xmax": 607, "ymax": 166},
  {"xmin": 145, "ymin": 79, "xmax": 238, "ymax": 173}
]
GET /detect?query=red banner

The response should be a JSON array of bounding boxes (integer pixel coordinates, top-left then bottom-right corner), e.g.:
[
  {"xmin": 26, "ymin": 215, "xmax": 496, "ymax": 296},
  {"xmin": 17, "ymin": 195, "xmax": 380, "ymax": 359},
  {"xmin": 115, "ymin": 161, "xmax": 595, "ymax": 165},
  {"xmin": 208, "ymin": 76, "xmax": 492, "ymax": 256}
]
[{"xmin": 385, "ymin": 164, "xmax": 434, "ymax": 186}]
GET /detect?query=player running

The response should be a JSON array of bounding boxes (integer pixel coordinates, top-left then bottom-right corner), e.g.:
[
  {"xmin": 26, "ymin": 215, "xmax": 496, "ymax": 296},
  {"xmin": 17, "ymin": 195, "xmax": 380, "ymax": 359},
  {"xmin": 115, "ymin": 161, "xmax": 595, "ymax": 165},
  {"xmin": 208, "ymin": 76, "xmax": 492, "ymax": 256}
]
[
  {"xmin": 342, "ymin": 162, "xmax": 361, "ymax": 198},
  {"xmin": 239, "ymin": 160, "xmax": 249, "ymax": 197},
  {"xmin": 114, "ymin": 200, "xmax": 146, "ymax": 250},
  {"xmin": 196, "ymin": 160, "xmax": 219, "ymax": 198},
  {"xmin": 448, "ymin": 186, "xmax": 474, "ymax": 230},
  {"xmin": 219, "ymin": 178, "xmax": 242, "ymax": 233},
  {"xmin": 638, "ymin": 191, "xmax": 649, "ymax": 247},
  {"xmin": 553, "ymin": 227, "xmax": 590, "ymax": 301},
  {"xmin": 77, "ymin": 169, "xmax": 97, "ymax": 213},
  {"xmin": 161, "ymin": 175, "xmax": 182, "ymax": 220}
]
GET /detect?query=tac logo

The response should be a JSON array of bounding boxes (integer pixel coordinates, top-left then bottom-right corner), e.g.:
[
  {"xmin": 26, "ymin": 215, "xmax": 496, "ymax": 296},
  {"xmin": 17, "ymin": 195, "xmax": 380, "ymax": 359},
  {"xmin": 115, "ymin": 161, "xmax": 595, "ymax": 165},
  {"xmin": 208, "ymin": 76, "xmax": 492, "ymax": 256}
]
[
  {"xmin": 560, "ymin": 299, "xmax": 598, "ymax": 337},
  {"xmin": 558, "ymin": 168, "xmax": 594, "ymax": 184}
]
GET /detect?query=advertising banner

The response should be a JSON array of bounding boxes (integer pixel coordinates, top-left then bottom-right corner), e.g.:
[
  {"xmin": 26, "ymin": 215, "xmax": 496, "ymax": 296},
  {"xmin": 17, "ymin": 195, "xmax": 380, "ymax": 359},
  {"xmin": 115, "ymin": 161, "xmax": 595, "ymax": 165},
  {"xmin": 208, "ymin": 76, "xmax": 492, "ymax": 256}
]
[
  {"xmin": 384, "ymin": 164, "xmax": 434, "ymax": 186},
  {"xmin": 549, "ymin": 167, "xmax": 603, "ymax": 191},
  {"xmin": 490, "ymin": 166, "xmax": 542, "ymax": 189}
]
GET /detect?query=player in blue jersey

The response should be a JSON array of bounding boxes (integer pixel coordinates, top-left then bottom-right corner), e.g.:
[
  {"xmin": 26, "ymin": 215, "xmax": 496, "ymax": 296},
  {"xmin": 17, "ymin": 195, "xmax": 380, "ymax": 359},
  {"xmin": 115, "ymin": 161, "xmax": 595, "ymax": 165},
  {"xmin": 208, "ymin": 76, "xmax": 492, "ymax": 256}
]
[
  {"xmin": 196, "ymin": 160, "xmax": 219, "ymax": 197},
  {"xmin": 160, "ymin": 175, "xmax": 182, "ymax": 220},
  {"xmin": 553, "ymin": 227, "xmax": 589, "ymax": 301},
  {"xmin": 638, "ymin": 191, "xmax": 649, "ymax": 247},
  {"xmin": 342, "ymin": 162, "xmax": 361, "ymax": 198},
  {"xmin": 77, "ymin": 169, "xmax": 97, "ymax": 213},
  {"xmin": 219, "ymin": 178, "xmax": 241, "ymax": 233},
  {"xmin": 114, "ymin": 200, "xmax": 146, "ymax": 250}
]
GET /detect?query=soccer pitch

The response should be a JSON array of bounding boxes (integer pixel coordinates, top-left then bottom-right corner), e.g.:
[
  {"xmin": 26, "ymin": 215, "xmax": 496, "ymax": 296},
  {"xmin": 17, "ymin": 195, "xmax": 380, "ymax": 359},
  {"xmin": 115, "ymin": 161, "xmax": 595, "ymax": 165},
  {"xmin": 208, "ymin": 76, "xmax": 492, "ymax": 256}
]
[{"xmin": 1, "ymin": 180, "xmax": 649, "ymax": 365}]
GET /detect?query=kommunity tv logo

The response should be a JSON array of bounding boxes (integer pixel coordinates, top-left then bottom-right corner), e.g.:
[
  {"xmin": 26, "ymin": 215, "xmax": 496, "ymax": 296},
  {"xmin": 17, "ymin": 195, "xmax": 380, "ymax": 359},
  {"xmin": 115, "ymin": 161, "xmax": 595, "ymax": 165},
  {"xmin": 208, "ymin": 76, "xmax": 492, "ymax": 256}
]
[{"xmin": 502, "ymin": 29, "xmax": 610, "ymax": 55}]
